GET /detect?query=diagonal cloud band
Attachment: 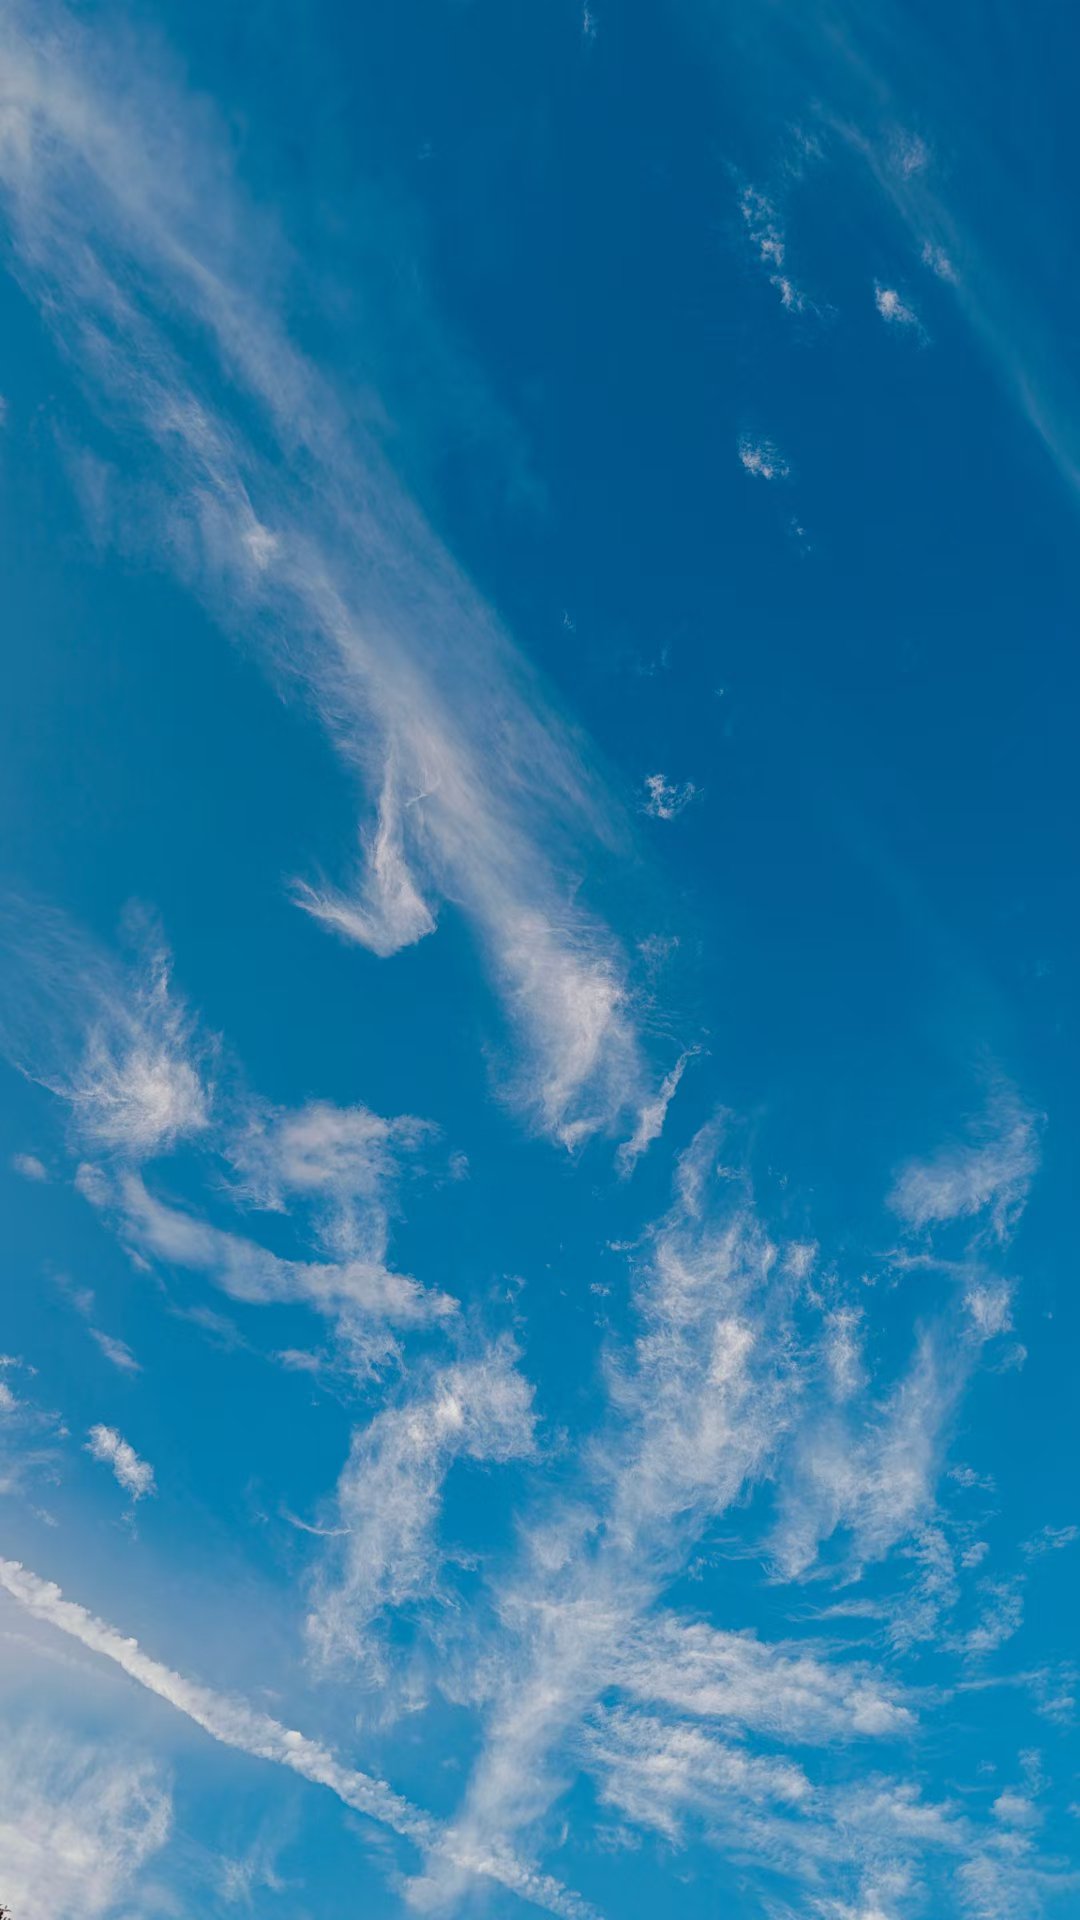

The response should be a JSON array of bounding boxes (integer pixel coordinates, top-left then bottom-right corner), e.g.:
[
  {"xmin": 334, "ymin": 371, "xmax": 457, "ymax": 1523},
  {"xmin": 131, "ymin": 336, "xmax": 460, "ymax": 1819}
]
[{"xmin": 0, "ymin": 1555, "xmax": 597, "ymax": 1920}]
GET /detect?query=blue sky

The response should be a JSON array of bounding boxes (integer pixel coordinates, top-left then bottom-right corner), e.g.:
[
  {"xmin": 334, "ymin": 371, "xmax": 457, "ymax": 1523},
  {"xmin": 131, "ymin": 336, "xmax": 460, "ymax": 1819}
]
[{"xmin": 1, "ymin": 1, "xmax": 1079, "ymax": 1915}]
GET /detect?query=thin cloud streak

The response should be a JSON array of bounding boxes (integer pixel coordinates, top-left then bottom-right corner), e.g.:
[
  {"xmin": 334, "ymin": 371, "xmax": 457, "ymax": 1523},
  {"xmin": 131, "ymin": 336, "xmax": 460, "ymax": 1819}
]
[
  {"xmin": 0, "ymin": 6, "xmax": 649, "ymax": 1149},
  {"xmin": 0, "ymin": 1557, "xmax": 595, "ymax": 1920}
]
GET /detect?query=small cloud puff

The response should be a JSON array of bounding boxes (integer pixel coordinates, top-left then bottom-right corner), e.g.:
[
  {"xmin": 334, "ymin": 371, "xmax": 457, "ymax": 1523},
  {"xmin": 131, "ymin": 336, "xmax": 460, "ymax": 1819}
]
[
  {"xmin": 875, "ymin": 283, "xmax": 920, "ymax": 328},
  {"xmin": 739, "ymin": 186, "xmax": 806, "ymax": 313},
  {"xmin": 642, "ymin": 773, "xmax": 699, "ymax": 821},
  {"xmin": 11, "ymin": 1151, "xmax": 47, "ymax": 1181},
  {"xmin": 86, "ymin": 1423, "xmax": 155, "ymax": 1499},
  {"xmin": 921, "ymin": 241, "xmax": 957, "ymax": 283},
  {"xmin": 738, "ymin": 437, "xmax": 789, "ymax": 481}
]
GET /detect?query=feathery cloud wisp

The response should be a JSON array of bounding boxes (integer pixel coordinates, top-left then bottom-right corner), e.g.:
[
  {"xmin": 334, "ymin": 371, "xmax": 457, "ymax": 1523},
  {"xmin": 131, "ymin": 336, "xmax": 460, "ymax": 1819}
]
[
  {"xmin": 642, "ymin": 773, "xmax": 698, "ymax": 820},
  {"xmin": 889, "ymin": 1089, "xmax": 1040, "ymax": 1241},
  {"xmin": 738, "ymin": 436, "xmax": 790, "ymax": 480},
  {"xmin": 308, "ymin": 1342, "xmax": 536, "ymax": 1675},
  {"xmin": 0, "ymin": 902, "xmax": 211, "ymax": 1159},
  {"xmin": 0, "ymin": 11, "xmax": 648, "ymax": 1150},
  {"xmin": 0, "ymin": 1721, "xmax": 171, "ymax": 1920}
]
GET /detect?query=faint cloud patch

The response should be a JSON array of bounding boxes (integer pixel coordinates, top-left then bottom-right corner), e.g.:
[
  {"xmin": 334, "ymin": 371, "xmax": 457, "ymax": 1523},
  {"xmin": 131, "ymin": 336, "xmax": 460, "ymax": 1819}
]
[
  {"xmin": 642, "ymin": 773, "xmax": 699, "ymax": 821},
  {"xmin": 738, "ymin": 436, "xmax": 790, "ymax": 480},
  {"xmin": 11, "ymin": 1150, "xmax": 47, "ymax": 1181}
]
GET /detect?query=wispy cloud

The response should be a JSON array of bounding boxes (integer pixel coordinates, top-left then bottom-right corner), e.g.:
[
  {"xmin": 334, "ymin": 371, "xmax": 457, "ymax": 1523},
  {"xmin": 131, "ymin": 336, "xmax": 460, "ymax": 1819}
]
[
  {"xmin": 11, "ymin": 1149, "xmax": 47, "ymax": 1181},
  {"xmin": 584, "ymin": 1707, "xmax": 810, "ymax": 1840},
  {"xmin": 85, "ymin": 1422, "xmax": 155, "ymax": 1499},
  {"xmin": 889, "ymin": 1088, "xmax": 1040, "ymax": 1241},
  {"xmin": 0, "ymin": 901, "xmax": 212, "ymax": 1158},
  {"xmin": 738, "ymin": 435, "xmax": 791, "ymax": 479},
  {"xmin": 642, "ymin": 772, "xmax": 699, "ymax": 820},
  {"xmin": 874, "ymin": 282, "xmax": 922, "ymax": 331},
  {"xmin": 308, "ymin": 1341, "xmax": 536, "ymax": 1677},
  {"xmin": 770, "ymin": 1326, "xmax": 958, "ymax": 1579},
  {"xmin": 89, "ymin": 1327, "xmax": 142, "ymax": 1374},
  {"xmin": 410, "ymin": 1124, "xmax": 796, "ymax": 1908},
  {"xmin": 87, "ymin": 1166, "xmax": 456, "ymax": 1376},
  {"xmin": 0, "ymin": 1720, "xmax": 171, "ymax": 1920},
  {"xmin": 739, "ymin": 184, "xmax": 807, "ymax": 311},
  {"xmin": 0, "ymin": 8, "xmax": 650, "ymax": 1151},
  {"xmin": 227, "ymin": 1097, "xmax": 434, "ymax": 1264},
  {"xmin": 612, "ymin": 1613, "xmax": 914, "ymax": 1742},
  {"xmin": 0, "ymin": 1557, "xmax": 592, "ymax": 1920},
  {"xmin": 616, "ymin": 1046, "xmax": 697, "ymax": 1175}
]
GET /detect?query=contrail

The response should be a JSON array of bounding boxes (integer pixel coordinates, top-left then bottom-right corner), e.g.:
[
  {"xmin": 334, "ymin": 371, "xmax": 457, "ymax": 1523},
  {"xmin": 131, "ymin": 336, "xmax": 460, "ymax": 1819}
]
[{"xmin": 0, "ymin": 1557, "xmax": 596, "ymax": 1920}]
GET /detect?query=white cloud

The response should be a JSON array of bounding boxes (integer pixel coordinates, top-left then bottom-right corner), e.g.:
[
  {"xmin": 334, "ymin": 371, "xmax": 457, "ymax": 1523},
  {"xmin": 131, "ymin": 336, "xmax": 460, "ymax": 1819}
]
[
  {"xmin": 738, "ymin": 436, "xmax": 790, "ymax": 480},
  {"xmin": 11, "ymin": 1150, "xmax": 47, "ymax": 1181},
  {"xmin": 308, "ymin": 1341, "xmax": 536, "ymax": 1673},
  {"xmin": 889, "ymin": 1091, "xmax": 1040, "ymax": 1241},
  {"xmin": 874, "ymin": 283, "xmax": 920, "ymax": 327},
  {"xmin": 95, "ymin": 1167, "xmax": 456, "ymax": 1375},
  {"xmin": 962, "ymin": 1580, "xmax": 1024, "ymax": 1659},
  {"xmin": 823, "ymin": 1307, "xmax": 866, "ymax": 1401},
  {"xmin": 90, "ymin": 1328, "xmax": 142, "ymax": 1373},
  {"xmin": 410, "ymin": 1125, "xmax": 794, "ymax": 1909},
  {"xmin": 894, "ymin": 131, "xmax": 930, "ymax": 178},
  {"xmin": 0, "ymin": 1558, "xmax": 590, "ymax": 1920},
  {"xmin": 616, "ymin": 1047, "xmax": 697, "ymax": 1175},
  {"xmin": 0, "ymin": 14, "xmax": 648, "ymax": 1150},
  {"xmin": 740, "ymin": 185, "xmax": 807, "ymax": 311},
  {"xmin": 228, "ymin": 1096, "xmax": 433, "ymax": 1263},
  {"xmin": 0, "ymin": 1721, "xmax": 171, "ymax": 1920},
  {"xmin": 921, "ymin": 240, "xmax": 957, "ymax": 282},
  {"xmin": 0, "ymin": 904, "xmax": 211, "ymax": 1159},
  {"xmin": 770, "ymin": 1328, "xmax": 956, "ymax": 1579},
  {"xmin": 613, "ymin": 1613, "xmax": 913, "ymax": 1743},
  {"xmin": 964, "ymin": 1279, "xmax": 1013, "ymax": 1339},
  {"xmin": 584, "ymin": 1708, "xmax": 810, "ymax": 1842},
  {"xmin": 1022, "ymin": 1523, "xmax": 1079, "ymax": 1560},
  {"xmin": 992, "ymin": 1789, "xmax": 1040, "ymax": 1828},
  {"xmin": 86, "ymin": 1423, "xmax": 155, "ymax": 1499},
  {"xmin": 293, "ymin": 762, "xmax": 438, "ymax": 960},
  {"xmin": 642, "ymin": 773, "xmax": 698, "ymax": 820}
]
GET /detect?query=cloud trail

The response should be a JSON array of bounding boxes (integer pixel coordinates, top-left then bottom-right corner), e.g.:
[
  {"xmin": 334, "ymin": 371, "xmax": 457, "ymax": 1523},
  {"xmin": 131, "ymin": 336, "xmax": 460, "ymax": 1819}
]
[{"xmin": 0, "ymin": 1556, "xmax": 595, "ymax": 1920}]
